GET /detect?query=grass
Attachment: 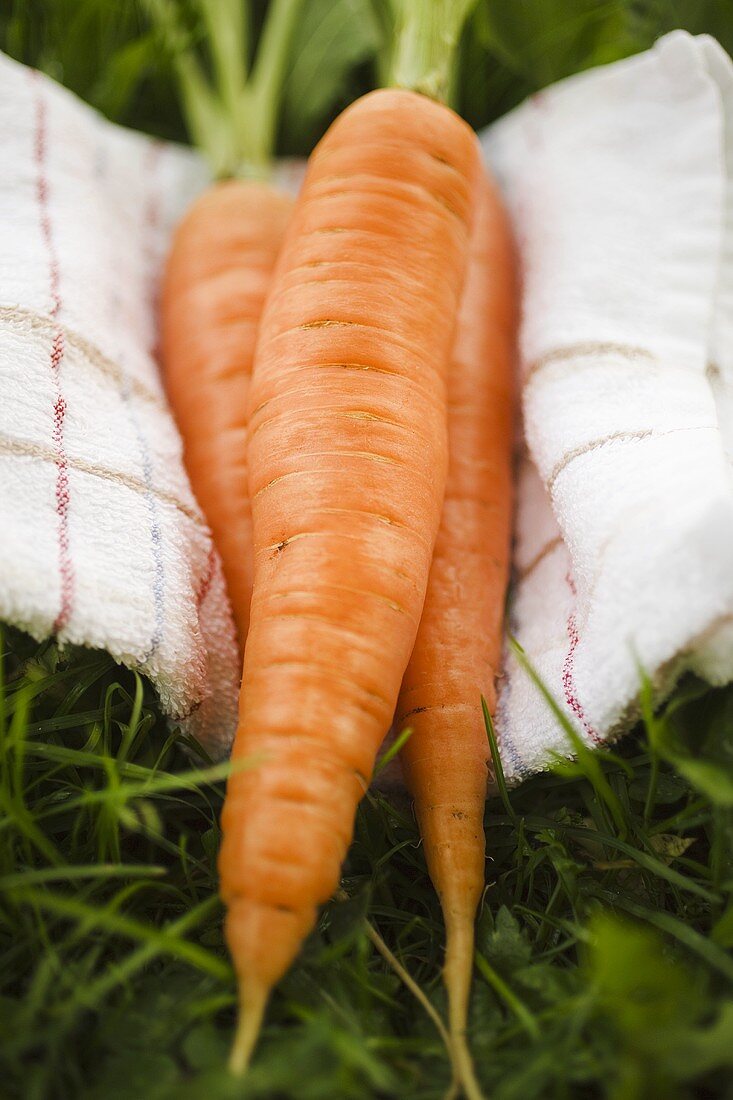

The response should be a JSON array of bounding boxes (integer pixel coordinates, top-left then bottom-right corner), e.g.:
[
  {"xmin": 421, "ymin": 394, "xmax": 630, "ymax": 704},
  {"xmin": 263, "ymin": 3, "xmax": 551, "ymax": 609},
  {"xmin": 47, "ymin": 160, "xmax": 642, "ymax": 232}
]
[
  {"xmin": 1, "ymin": 625, "xmax": 732, "ymax": 1099},
  {"xmin": 2, "ymin": 2, "xmax": 733, "ymax": 1097}
]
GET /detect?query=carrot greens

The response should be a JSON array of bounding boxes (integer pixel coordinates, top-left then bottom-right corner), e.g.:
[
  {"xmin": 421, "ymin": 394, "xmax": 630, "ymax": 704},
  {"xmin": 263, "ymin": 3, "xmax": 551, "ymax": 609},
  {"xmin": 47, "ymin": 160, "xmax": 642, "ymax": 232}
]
[{"xmin": 146, "ymin": 0, "xmax": 304, "ymax": 178}]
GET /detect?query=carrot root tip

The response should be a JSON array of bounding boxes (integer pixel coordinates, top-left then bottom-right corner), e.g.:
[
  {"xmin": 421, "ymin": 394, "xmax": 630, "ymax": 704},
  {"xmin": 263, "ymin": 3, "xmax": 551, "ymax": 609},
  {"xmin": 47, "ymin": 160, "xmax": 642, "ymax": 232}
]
[
  {"xmin": 442, "ymin": 916, "xmax": 485, "ymax": 1100},
  {"xmin": 228, "ymin": 983, "xmax": 269, "ymax": 1076},
  {"xmin": 449, "ymin": 1028, "xmax": 486, "ymax": 1100}
]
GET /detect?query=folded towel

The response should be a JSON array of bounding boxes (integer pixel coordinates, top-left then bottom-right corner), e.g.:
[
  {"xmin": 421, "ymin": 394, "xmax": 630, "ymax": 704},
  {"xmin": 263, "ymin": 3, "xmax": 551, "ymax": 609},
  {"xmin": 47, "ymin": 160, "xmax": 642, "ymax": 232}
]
[
  {"xmin": 0, "ymin": 51, "xmax": 242, "ymax": 756},
  {"xmin": 482, "ymin": 31, "xmax": 733, "ymax": 781}
]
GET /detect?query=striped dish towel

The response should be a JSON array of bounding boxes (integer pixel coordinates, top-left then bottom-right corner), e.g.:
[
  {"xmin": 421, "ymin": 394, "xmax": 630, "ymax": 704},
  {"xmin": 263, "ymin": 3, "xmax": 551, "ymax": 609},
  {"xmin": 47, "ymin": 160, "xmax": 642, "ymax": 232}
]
[
  {"xmin": 0, "ymin": 52, "xmax": 242, "ymax": 755},
  {"xmin": 482, "ymin": 31, "xmax": 733, "ymax": 781}
]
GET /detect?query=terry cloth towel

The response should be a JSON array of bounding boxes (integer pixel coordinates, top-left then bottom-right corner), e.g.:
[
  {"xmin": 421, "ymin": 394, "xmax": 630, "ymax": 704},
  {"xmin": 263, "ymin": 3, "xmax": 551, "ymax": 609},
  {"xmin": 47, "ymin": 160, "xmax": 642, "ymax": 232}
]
[
  {"xmin": 482, "ymin": 31, "xmax": 733, "ymax": 782},
  {"xmin": 0, "ymin": 51, "xmax": 244, "ymax": 757}
]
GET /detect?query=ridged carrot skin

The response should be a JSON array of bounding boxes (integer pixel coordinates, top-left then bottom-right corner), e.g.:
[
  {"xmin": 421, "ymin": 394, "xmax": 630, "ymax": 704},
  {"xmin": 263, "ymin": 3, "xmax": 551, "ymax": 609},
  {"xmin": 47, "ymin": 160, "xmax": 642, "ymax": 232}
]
[
  {"xmin": 396, "ymin": 172, "xmax": 516, "ymax": 1057},
  {"xmin": 160, "ymin": 181, "xmax": 293, "ymax": 648},
  {"xmin": 218, "ymin": 88, "xmax": 481, "ymax": 1057}
]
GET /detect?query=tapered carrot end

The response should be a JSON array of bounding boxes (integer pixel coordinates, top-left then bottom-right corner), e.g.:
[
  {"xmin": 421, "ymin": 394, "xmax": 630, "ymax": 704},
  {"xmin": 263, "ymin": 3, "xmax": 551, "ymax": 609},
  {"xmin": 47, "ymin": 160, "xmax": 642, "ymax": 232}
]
[
  {"xmin": 443, "ymin": 913, "xmax": 486, "ymax": 1100},
  {"xmin": 448, "ymin": 1029, "xmax": 485, "ymax": 1100},
  {"xmin": 223, "ymin": 896, "xmax": 318, "ymax": 1073},
  {"xmin": 229, "ymin": 981, "xmax": 269, "ymax": 1077},
  {"xmin": 225, "ymin": 895, "xmax": 316, "ymax": 989}
]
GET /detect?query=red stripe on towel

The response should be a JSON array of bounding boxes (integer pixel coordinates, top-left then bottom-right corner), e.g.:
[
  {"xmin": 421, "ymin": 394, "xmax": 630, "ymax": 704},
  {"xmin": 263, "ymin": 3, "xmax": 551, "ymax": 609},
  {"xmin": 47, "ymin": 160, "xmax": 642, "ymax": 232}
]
[
  {"xmin": 33, "ymin": 74, "xmax": 74, "ymax": 635},
  {"xmin": 562, "ymin": 572, "xmax": 602, "ymax": 745},
  {"xmin": 196, "ymin": 546, "xmax": 217, "ymax": 609}
]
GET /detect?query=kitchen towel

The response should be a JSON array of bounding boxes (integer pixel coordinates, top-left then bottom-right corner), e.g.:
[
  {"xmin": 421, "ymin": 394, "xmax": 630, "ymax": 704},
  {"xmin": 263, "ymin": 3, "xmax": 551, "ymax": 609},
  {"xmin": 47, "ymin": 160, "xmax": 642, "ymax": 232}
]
[
  {"xmin": 0, "ymin": 50, "xmax": 242, "ymax": 757},
  {"xmin": 483, "ymin": 31, "xmax": 733, "ymax": 781}
]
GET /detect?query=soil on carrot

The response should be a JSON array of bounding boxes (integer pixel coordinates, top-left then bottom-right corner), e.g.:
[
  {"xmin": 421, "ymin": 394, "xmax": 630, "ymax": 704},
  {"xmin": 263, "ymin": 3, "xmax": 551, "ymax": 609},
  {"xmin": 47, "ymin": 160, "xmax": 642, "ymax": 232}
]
[{"xmin": 1, "ymin": 624, "xmax": 732, "ymax": 1100}]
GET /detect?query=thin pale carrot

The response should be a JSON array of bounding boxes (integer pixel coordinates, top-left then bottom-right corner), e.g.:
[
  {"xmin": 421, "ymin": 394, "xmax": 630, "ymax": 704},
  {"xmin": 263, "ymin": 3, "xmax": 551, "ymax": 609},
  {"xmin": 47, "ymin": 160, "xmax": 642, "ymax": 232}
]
[{"xmin": 396, "ymin": 171, "xmax": 517, "ymax": 1099}]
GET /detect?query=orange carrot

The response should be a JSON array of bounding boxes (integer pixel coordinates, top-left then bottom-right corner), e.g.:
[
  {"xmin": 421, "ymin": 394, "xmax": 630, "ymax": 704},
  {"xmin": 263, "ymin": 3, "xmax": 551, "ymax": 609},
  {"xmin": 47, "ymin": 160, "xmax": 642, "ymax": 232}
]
[
  {"xmin": 218, "ymin": 84, "xmax": 482, "ymax": 1071},
  {"xmin": 150, "ymin": 0, "xmax": 304, "ymax": 646},
  {"xmin": 161, "ymin": 183, "xmax": 292, "ymax": 647},
  {"xmin": 396, "ymin": 171, "xmax": 517, "ymax": 1097}
]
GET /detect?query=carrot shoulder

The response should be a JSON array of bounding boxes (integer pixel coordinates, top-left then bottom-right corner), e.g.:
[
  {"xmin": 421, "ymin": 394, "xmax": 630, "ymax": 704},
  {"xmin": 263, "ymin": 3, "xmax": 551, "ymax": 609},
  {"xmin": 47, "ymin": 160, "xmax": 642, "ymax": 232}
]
[
  {"xmin": 218, "ymin": 87, "xmax": 481, "ymax": 1069},
  {"xmin": 396, "ymin": 171, "xmax": 517, "ymax": 1090}
]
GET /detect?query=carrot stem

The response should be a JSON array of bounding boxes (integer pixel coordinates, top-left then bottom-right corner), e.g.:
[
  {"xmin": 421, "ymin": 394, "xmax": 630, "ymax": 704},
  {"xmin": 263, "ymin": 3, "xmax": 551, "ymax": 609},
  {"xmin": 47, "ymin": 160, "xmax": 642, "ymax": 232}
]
[
  {"xmin": 145, "ymin": 0, "xmax": 231, "ymax": 174},
  {"xmin": 244, "ymin": 0, "xmax": 304, "ymax": 173},
  {"xmin": 147, "ymin": 0, "xmax": 304, "ymax": 178},
  {"xmin": 198, "ymin": 0, "xmax": 249, "ymax": 114},
  {"xmin": 387, "ymin": 0, "xmax": 478, "ymax": 104}
]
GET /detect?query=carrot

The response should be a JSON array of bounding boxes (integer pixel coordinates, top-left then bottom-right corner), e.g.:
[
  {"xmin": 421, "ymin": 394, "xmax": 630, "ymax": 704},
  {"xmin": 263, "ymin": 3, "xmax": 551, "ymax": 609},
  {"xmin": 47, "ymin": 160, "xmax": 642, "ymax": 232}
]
[
  {"xmin": 161, "ymin": 184, "xmax": 292, "ymax": 646},
  {"xmin": 151, "ymin": 0, "xmax": 302, "ymax": 647},
  {"xmin": 218, "ymin": 1, "xmax": 483, "ymax": 1071},
  {"xmin": 396, "ymin": 171, "xmax": 517, "ymax": 1099}
]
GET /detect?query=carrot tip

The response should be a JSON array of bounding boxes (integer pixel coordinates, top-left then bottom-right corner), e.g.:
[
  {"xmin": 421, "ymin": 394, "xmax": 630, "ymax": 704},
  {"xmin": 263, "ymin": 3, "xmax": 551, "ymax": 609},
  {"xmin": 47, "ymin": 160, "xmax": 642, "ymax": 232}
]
[
  {"xmin": 228, "ymin": 983, "xmax": 269, "ymax": 1076},
  {"xmin": 449, "ymin": 1028, "xmax": 486, "ymax": 1100},
  {"xmin": 442, "ymin": 915, "xmax": 486, "ymax": 1100}
]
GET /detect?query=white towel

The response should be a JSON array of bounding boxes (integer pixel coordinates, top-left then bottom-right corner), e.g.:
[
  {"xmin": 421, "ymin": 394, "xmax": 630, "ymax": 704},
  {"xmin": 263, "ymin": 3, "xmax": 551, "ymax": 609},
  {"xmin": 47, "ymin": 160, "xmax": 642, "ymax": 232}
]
[
  {"xmin": 0, "ymin": 51, "xmax": 242, "ymax": 756},
  {"xmin": 482, "ymin": 31, "xmax": 733, "ymax": 781}
]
